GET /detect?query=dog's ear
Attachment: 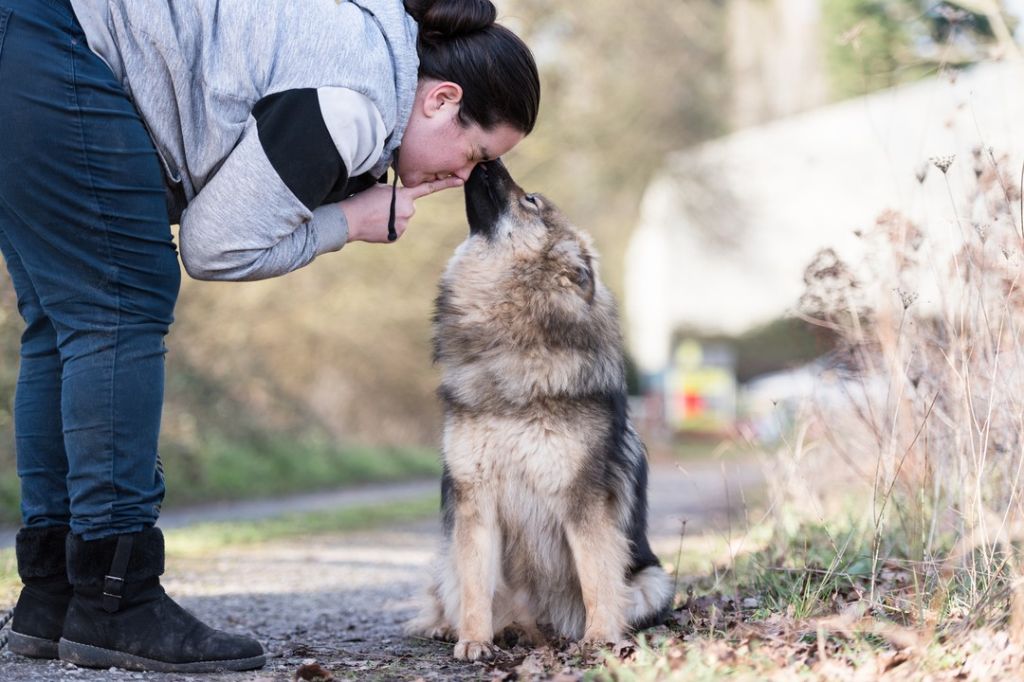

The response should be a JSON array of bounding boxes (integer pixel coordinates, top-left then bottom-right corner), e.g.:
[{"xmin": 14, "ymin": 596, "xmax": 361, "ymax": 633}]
[
  {"xmin": 571, "ymin": 253, "xmax": 596, "ymax": 304},
  {"xmin": 553, "ymin": 240, "xmax": 596, "ymax": 304}
]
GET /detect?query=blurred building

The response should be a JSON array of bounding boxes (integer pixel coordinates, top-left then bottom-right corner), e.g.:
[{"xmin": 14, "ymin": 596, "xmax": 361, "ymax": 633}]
[{"xmin": 624, "ymin": 59, "xmax": 1024, "ymax": 420}]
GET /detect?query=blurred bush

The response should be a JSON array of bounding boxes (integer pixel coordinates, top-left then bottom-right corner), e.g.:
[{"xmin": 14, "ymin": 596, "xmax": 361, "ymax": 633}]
[
  {"xmin": 823, "ymin": 0, "xmax": 1006, "ymax": 99},
  {"xmin": 0, "ymin": 0, "xmax": 731, "ymax": 519},
  {"xmin": 0, "ymin": 276, "xmax": 19, "ymax": 518}
]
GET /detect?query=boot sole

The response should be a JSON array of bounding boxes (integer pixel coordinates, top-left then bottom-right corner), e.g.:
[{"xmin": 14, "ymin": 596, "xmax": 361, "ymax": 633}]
[
  {"xmin": 8, "ymin": 630, "xmax": 60, "ymax": 659},
  {"xmin": 58, "ymin": 638, "xmax": 266, "ymax": 673}
]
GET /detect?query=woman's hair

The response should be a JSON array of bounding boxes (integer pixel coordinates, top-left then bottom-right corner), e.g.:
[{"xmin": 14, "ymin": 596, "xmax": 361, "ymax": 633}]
[{"xmin": 404, "ymin": 0, "xmax": 540, "ymax": 135}]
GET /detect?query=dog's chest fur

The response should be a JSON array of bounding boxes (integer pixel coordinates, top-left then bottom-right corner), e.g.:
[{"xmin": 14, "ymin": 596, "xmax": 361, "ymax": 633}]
[
  {"xmin": 444, "ymin": 406, "xmax": 604, "ymax": 496},
  {"xmin": 444, "ymin": 406, "xmax": 606, "ymax": 588}
]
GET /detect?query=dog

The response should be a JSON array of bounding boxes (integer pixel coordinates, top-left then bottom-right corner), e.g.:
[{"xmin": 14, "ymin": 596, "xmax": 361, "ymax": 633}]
[{"xmin": 406, "ymin": 160, "xmax": 674, "ymax": 662}]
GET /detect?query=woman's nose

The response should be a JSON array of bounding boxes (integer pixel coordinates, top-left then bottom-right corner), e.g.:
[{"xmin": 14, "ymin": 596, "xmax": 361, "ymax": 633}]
[{"xmin": 453, "ymin": 163, "xmax": 477, "ymax": 182}]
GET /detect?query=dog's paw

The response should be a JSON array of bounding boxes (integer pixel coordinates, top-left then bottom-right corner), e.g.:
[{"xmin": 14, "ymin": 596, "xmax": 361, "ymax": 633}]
[
  {"xmin": 430, "ymin": 624, "xmax": 457, "ymax": 642},
  {"xmin": 580, "ymin": 628, "xmax": 622, "ymax": 647},
  {"xmin": 453, "ymin": 639, "xmax": 497, "ymax": 661}
]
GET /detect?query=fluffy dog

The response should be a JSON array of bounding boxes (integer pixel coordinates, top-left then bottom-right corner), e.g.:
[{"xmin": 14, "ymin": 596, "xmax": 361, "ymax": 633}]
[{"xmin": 406, "ymin": 160, "xmax": 673, "ymax": 661}]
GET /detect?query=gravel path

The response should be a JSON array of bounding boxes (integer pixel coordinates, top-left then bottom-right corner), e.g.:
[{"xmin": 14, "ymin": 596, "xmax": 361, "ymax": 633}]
[{"xmin": 0, "ymin": 457, "xmax": 762, "ymax": 681}]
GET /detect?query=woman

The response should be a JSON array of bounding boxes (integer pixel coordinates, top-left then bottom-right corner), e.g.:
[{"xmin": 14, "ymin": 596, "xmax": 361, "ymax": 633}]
[{"xmin": 0, "ymin": 0, "xmax": 539, "ymax": 672}]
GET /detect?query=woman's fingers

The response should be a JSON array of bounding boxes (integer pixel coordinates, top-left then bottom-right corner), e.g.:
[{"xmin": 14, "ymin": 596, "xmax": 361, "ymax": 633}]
[
  {"xmin": 405, "ymin": 175, "xmax": 464, "ymax": 200},
  {"xmin": 340, "ymin": 175, "xmax": 466, "ymax": 244}
]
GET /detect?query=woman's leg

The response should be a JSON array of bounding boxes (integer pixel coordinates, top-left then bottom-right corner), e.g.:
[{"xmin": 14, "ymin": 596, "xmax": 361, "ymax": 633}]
[
  {"xmin": 0, "ymin": 225, "xmax": 70, "ymax": 529},
  {"xmin": 0, "ymin": 226, "xmax": 73, "ymax": 660},
  {"xmin": 0, "ymin": 2, "xmax": 264, "ymax": 671},
  {"xmin": 0, "ymin": 0, "xmax": 178, "ymax": 540}
]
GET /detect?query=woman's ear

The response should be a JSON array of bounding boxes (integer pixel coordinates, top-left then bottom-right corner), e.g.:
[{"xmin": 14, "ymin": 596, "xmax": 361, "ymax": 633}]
[{"xmin": 422, "ymin": 81, "xmax": 464, "ymax": 118}]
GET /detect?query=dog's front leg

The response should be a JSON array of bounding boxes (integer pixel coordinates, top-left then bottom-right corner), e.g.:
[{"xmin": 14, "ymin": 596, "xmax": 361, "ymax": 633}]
[
  {"xmin": 452, "ymin": 486, "xmax": 500, "ymax": 661},
  {"xmin": 564, "ymin": 507, "xmax": 629, "ymax": 644}
]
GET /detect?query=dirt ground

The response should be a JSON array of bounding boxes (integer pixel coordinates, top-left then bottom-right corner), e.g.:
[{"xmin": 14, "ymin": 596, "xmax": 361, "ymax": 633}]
[{"xmin": 0, "ymin": 456, "xmax": 761, "ymax": 681}]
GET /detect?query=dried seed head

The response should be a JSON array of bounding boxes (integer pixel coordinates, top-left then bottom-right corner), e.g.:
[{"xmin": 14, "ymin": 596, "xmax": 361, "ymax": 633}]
[
  {"xmin": 915, "ymin": 162, "xmax": 929, "ymax": 184},
  {"xmin": 931, "ymin": 155, "xmax": 955, "ymax": 174},
  {"xmin": 896, "ymin": 288, "xmax": 918, "ymax": 309},
  {"xmin": 907, "ymin": 225, "xmax": 924, "ymax": 251}
]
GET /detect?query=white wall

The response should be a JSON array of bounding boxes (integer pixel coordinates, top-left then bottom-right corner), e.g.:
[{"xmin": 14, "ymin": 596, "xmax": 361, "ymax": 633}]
[{"xmin": 625, "ymin": 60, "xmax": 1024, "ymax": 375}]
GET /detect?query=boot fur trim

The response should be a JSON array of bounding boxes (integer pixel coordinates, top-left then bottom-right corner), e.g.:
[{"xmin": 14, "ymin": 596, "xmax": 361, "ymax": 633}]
[
  {"xmin": 16, "ymin": 526, "xmax": 70, "ymax": 579},
  {"xmin": 66, "ymin": 527, "xmax": 165, "ymax": 586}
]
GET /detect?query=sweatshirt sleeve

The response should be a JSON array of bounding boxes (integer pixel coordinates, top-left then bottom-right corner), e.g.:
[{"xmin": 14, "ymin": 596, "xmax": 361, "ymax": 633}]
[{"xmin": 177, "ymin": 87, "xmax": 386, "ymax": 281}]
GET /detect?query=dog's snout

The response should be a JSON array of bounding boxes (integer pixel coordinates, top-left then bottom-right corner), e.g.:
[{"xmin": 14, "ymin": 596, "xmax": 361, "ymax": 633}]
[{"xmin": 465, "ymin": 159, "xmax": 520, "ymax": 238}]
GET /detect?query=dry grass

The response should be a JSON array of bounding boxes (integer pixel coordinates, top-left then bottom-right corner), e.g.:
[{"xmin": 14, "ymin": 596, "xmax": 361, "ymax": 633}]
[
  {"xmin": 483, "ymin": 149, "xmax": 1024, "ymax": 680},
  {"xmin": 596, "ymin": 147, "xmax": 1024, "ymax": 679},
  {"xmin": 784, "ymin": 147, "xmax": 1024, "ymax": 633}
]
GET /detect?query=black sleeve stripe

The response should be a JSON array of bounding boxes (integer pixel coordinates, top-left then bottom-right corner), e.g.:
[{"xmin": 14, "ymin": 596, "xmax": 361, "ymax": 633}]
[
  {"xmin": 251, "ymin": 89, "xmax": 349, "ymax": 211},
  {"xmin": 322, "ymin": 170, "xmax": 385, "ymax": 204}
]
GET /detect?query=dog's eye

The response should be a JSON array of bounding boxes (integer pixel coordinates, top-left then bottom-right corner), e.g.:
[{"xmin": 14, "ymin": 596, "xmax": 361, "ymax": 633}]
[
  {"xmin": 521, "ymin": 194, "xmax": 542, "ymax": 211},
  {"xmin": 574, "ymin": 264, "xmax": 591, "ymax": 289}
]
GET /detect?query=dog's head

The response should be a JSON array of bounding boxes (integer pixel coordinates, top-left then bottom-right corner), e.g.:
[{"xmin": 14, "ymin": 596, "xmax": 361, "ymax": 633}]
[
  {"xmin": 449, "ymin": 159, "xmax": 600, "ymax": 310},
  {"xmin": 435, "ymin": 160, "xmax": 624, "ymax": 403}
]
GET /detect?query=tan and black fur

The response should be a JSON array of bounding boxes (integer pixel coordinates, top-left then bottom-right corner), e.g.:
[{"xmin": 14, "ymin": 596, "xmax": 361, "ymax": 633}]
[{"xmin": 406, "ymin": 160, "xmax": 673, "ymax": 661}]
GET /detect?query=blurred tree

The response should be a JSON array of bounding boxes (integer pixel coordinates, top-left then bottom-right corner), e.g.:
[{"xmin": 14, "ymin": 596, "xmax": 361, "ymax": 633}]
[
  {"xmin": 505, "ymin": 0, "xmax": 729, "ymax": 292},
  {"xmin": 162, "ymin": 0, "xmax": 732, "ymax": 449},
  {"xmin": 0, "ymin": 266, "xmax": 21, "ymax": 513},
  {"xmin": 823, "ymin": 0, "xmax": 1011, "ymax": 98},
  {"xmin": 0, "ymin": 1, "xmax": 732, "ymax": 506},
  {"xmin": 727, "ymin": 0, "xmax": 831, "ymax": 127}
]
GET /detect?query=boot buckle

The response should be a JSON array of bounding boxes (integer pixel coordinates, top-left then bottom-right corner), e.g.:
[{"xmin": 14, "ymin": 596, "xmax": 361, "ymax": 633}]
[
  {"xmin": 102, "ymin": 575, "xmax": 124, "ymax": 612},
  {"xmin": 102, "ymin": 534, "xmax": 134, "ymax": 613}
]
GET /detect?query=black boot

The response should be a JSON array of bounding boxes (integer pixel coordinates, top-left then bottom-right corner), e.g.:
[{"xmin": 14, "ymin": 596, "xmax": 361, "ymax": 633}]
[
  {"xmin": 9, "ymin": 525, "xmax": 73, "ymax": 659},
  {"xmin": 59, "ymin": 527, "xmax": 265, "ymax": 673}
]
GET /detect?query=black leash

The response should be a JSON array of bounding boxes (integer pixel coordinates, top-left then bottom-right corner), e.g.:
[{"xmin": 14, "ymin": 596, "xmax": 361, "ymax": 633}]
[{"xmin": 387, "ymin": 150, "xmax": 400, "ymax": 242}]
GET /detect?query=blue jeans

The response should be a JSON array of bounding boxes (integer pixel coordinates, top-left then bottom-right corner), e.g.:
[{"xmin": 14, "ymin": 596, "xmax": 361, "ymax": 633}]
[{"xmin": 0, "ymin": 0, "xmax": 179, "ymax": 539}]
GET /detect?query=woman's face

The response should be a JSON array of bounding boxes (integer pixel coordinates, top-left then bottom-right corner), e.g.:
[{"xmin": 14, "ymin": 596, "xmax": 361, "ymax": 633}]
[{"xmin": 398, "ymin": 80, "xmax": 524, "ymax": 188}]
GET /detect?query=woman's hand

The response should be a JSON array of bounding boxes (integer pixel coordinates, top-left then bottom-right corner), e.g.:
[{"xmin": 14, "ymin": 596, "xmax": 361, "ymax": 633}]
[{"xmin": 341, "ymin": 176, "xmax": 464, "ymax": 243}]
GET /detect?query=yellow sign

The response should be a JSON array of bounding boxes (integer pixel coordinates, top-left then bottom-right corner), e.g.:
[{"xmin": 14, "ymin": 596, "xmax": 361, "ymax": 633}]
[{"xmin": 666, "ymin": 340, "xmax": 736, "ymax": 432}]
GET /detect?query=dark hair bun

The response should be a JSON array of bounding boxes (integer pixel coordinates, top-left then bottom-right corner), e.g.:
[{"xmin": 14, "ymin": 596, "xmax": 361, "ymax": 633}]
[{"xmin": 404, "ymin": 0, "xmax": 496, "ymax": 41}]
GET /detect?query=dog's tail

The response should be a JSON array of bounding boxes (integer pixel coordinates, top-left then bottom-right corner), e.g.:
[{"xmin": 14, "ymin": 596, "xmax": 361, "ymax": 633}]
[{"xmin": 626, "ymin": 564, "xmax": 675, "ymax": 631}]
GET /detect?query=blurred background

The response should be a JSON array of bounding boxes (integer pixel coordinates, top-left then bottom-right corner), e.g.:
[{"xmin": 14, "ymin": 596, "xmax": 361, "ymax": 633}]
[{"xmin": 0, "ymin": 0, "xmax": 1022, "ymax": 523}]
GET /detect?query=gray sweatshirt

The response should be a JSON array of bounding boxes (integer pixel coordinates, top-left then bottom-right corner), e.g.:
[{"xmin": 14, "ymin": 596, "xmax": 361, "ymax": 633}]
[{"xmin": 69, "ymin": 0, "xmax": 419, "ymax": 281}]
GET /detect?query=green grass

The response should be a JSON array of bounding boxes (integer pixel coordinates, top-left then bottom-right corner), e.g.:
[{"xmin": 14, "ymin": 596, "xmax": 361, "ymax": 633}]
[
  {"xmin": 588, "ymin": 504, "xmax": 1024, "ymax": 681},
  {"xmin": 669, "ymin": 437, "xmax": 719, "ymax": 461},
  {"xmin": 164, "ymin": 493, "xmax": 439, "ymax": 556},
  {"xmin": 590, "ymin": 634, "xmax": 780, "ymax": 682},
  {"xmin": 669, "ymin": 436, "xmax": 755, "ymax": 462},
  {"xmin": 0, "ymin": 548, "xmax": 16, "ymax": 604},
  {"xmin": 0, "ymin": 439, "xmax": 442, "ymax": 525},
  {"xmin": 743, "ymin": 518, "xmax": 874, "ymax": 619},
  {"xmin": 162, "ymin": 438, "xmax": 441, "ymax": 506}
]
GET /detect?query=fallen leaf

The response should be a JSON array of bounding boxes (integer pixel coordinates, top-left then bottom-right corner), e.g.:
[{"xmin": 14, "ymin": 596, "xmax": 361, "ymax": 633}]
[{"xmin": 294, "ymin": 662, "xmax": 336, "ymax": 682}]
